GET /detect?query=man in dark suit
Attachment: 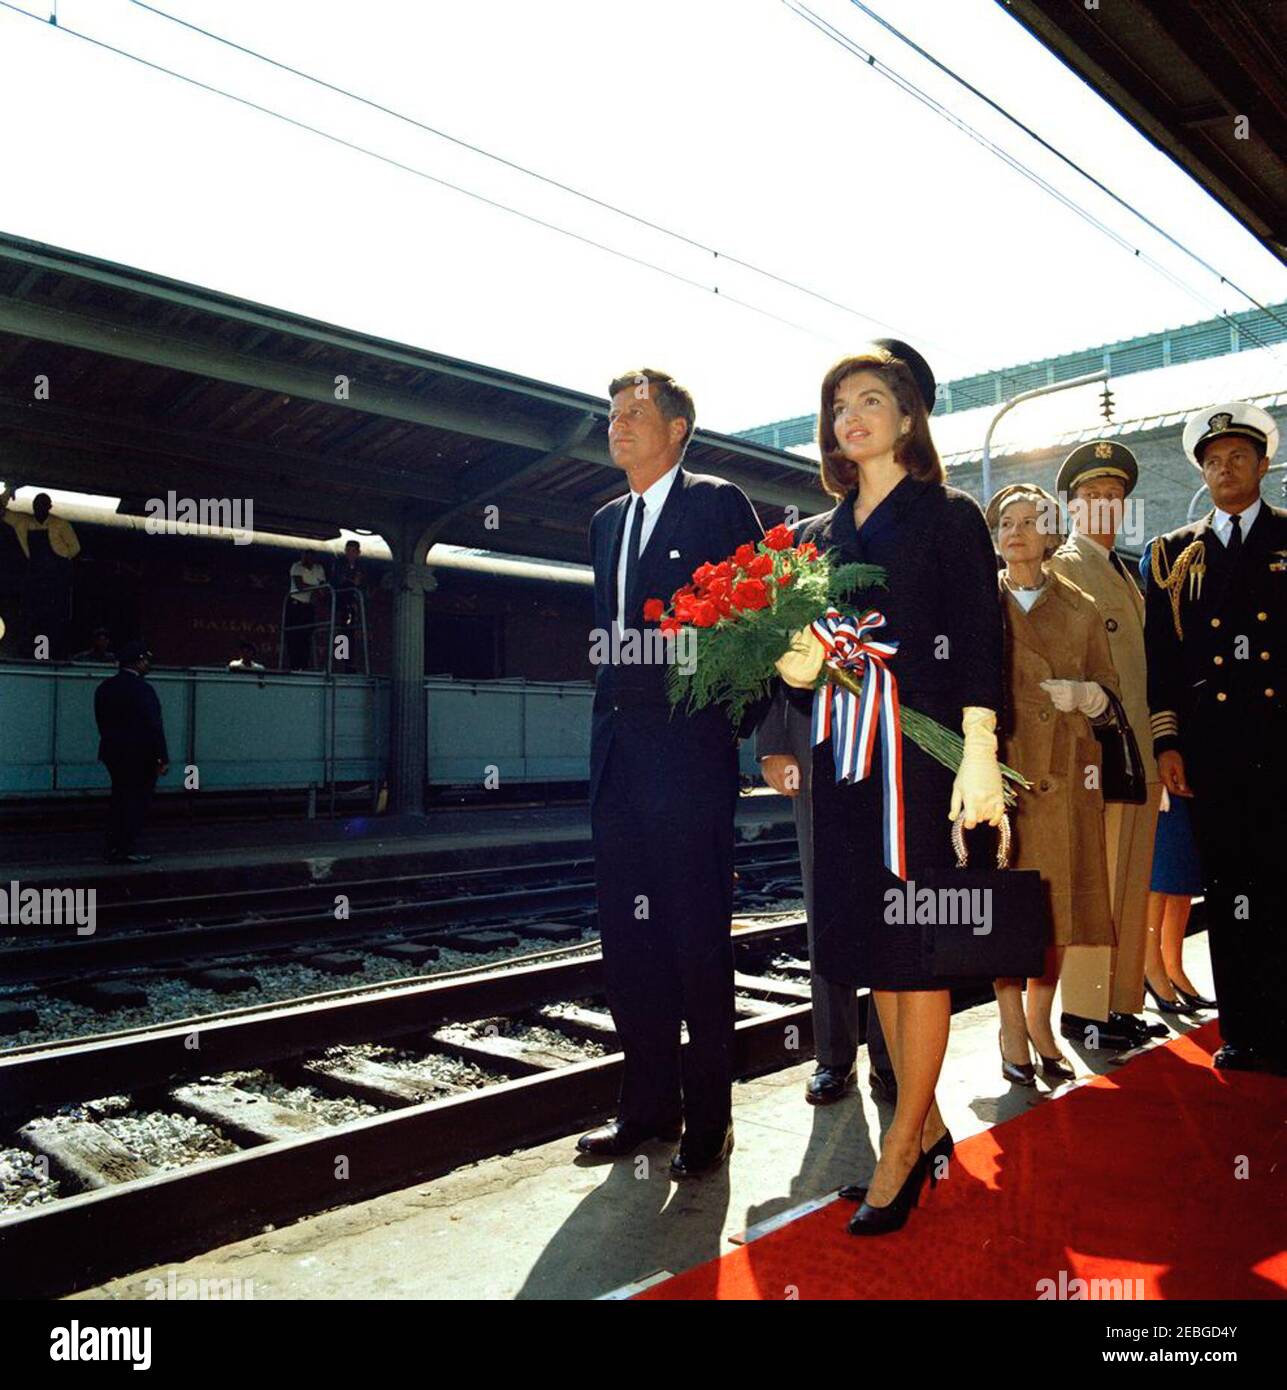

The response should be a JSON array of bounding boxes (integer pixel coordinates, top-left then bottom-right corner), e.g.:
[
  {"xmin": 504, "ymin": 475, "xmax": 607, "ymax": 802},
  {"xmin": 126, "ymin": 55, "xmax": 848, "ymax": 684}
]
[
  {"xmin": 577, "ymin": 368, "xmax": 763, "ymax": 1177},
  {"xmin": 94, "ymin": 641, "xmax": 169, "ymax": 865},
  {"xmin": 1145, "ymin": 401, "xmax": 1286, "ymax": 1074}
]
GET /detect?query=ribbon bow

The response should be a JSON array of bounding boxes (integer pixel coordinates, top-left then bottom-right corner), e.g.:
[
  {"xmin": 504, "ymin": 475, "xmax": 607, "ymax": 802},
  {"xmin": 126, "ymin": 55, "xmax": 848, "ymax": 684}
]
[{"xmin": 810, "ymin": 608, "xmax": 907, "ymax": 879}]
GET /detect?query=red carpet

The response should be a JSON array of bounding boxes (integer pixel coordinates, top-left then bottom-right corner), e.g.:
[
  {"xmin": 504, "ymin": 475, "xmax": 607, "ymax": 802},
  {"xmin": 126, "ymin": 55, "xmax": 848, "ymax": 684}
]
[{"xmin": 639, "ymin": 1022, "xmax": 1286, "ymax": 1300}]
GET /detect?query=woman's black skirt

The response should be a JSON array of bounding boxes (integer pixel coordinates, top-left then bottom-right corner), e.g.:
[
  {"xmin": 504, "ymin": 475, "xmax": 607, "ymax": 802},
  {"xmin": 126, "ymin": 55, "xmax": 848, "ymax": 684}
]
[{"xmin": 808, "ymin": 693, "xmax": 987, "ymax": 991}]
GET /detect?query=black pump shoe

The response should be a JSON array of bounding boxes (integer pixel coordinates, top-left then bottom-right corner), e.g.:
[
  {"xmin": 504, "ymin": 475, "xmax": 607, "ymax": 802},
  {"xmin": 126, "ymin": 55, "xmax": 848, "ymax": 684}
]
[
  {"xmin": 1145, "ymin": 979, "xmax": 1189, "ymax": 1015},
  {"xmin": 1172, "ymin": 982, "xmax": 1217, "ymax": 1011},
  {"xmin": 1000, "ymin": 1033, "xmax": 1035, "ymax": 1086},
  {"xmin": 841, "ymin": 1128, "xmax": 953, "ymax": 1203},
  {"xmin": 847, "ymin": 1151, "xmax": 928, "ymax": 1236},
  {"xmin": 1036, "ymin": 1050, "xmax": 1076, "ymax": 1081}
]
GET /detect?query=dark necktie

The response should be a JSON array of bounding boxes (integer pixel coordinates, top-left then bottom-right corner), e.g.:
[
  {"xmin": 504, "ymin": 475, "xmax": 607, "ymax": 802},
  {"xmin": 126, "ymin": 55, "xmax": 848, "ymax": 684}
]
[
  {"xmin": 623, "ymin": 494, "xmax": 645, "ymax": 623},
  {"xmin": 1226, "ymin": 512, "xmax": 1242, "ymax": 557}
]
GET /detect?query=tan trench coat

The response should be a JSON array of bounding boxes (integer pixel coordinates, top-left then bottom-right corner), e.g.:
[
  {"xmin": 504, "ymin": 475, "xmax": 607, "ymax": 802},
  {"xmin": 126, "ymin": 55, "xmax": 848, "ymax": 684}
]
[{"xmin": 1000, "ymin": 571, "xmax": 1120, "ymax": 947}]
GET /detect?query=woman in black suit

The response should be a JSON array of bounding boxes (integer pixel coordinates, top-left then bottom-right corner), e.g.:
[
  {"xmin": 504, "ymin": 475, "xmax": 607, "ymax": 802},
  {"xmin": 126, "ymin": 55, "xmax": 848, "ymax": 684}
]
[{"xmin": 779, "ymin": 348, "xmax": 1006, "ymax": 1234}]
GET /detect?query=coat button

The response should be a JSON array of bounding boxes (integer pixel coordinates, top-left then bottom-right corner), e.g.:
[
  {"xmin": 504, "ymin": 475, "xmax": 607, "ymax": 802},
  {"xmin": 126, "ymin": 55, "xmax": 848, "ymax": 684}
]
[
  {"xmin": 1210, "ymin": 618, "xmax": 1221, "ymax": 628},
  {"xmin": 1216, "ymin": 692, "xmax": 1227, "ymax": 702},
  {"xmin": 1039, "ymin": 709, "xmax": 1050, "ymax": 721},
  {"xmin": 1268, "ymin": 689, "xmax": 1277, "ymax": 698},
  {"xmin": 1213, "ymin": 655, "xmax": 1224, "ymax": 665},
  {"xmin": 1262, "ymin": 651, "xmax": 1271, "ymax": 660},
  {"xmin": 1257, "ymin": 612, "xmax": 1268, "ymax": 622},
  {"xmin": 1039, "ymin": 779, "xmax": 1051, "ymax": 791},
  {"xmin": 1106, "ymin": 618, "xmax": 1118, "ymax": 632}
]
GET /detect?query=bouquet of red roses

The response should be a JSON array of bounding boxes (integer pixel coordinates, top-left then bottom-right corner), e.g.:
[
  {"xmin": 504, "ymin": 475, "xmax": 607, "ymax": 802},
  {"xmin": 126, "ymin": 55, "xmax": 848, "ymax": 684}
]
[
  {"xmin": 644, "ymin": 523, "xmax": 881, "ymax": 727},
  {"xmin": 646, "ymin": 524, "xmax": 1028, "ymax": 807}
]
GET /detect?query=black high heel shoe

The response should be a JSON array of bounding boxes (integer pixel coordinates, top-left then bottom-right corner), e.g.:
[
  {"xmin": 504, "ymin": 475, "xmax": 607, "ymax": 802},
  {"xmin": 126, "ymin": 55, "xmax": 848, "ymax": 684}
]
[
  {"xmin": 1000, "ymin": 1033, "xmax": 1035, "ymax": 1087},
  {"xmin": 840, "ymin": 1128, "xmax": 954, "ymax": 1203},
  {"xmin": 847, "ymin": 1150, "xmax": 928, "ymax": 1236},
  {"xmin": 1035, "ymin": 1050, "xmax": 1075, "ymax": 1081},
  {"xmin": 1171, "ymin": 982, "xmax": 1216, "ymax": 1011},
  {"xmin": 1145, "ymin": 978, "xmax": 1189, "ymax": 1015}
]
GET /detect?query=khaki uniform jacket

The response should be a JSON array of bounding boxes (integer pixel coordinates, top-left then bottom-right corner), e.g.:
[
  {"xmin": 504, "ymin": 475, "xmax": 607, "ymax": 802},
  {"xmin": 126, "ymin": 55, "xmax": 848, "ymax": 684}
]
[
  {"xmin": 1000, "ymin": 571, "xmax": 1119, "ymax": 947},
  {"xmin": 1048, "ymin": 531, "xmax": 1157, "ymax": 783}
]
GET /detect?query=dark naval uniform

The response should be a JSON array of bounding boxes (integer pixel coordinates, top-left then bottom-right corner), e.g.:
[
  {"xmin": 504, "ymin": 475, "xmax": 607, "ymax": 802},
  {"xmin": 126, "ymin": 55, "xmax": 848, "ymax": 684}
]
[{"xmin": 1144, "ymin": 503, "xmax": 1287, "ymax": 1065}]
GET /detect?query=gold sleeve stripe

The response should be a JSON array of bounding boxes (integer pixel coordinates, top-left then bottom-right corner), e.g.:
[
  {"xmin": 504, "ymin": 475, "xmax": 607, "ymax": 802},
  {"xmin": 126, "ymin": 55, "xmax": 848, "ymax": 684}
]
[{"xmin": 1150, "ymin": 712, "xmax": 1179, "ymax": 735}]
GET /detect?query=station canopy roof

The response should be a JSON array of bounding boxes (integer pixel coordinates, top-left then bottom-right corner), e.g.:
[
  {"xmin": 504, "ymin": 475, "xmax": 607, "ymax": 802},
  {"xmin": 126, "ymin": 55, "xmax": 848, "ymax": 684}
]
[
  {"xmin": 1002, "ymin": 0, "xmax": 1287, "ymax": 265},
  {"xmin": 0, "ymin": 233, "xmax": 820, "ymax": 563}
]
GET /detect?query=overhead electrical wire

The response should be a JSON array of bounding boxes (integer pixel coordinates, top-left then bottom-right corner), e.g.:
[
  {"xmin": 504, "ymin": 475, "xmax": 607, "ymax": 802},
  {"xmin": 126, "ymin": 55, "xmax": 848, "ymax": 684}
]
[
  {"xmin": 845, "ymin": 0, "xmax": 1287, "ymax": 334},
  {"xmin": 785, "ymin": 0, "xmax": 1287, "ymax": 365},
  {"xmin": 0, "ymin": 1, "xmax": 933, "ymax": 357},
  {"xmin": 124, "ymin": 0, "xmax": 963, "ymax": 359}
]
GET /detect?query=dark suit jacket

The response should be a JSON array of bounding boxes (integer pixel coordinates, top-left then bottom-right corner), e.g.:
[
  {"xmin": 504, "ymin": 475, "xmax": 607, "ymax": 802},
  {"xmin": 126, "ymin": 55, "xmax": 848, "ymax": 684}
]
[
  {"xmin": 95, "ymin": 670, "xmax": 169, "ymax": 767},
  {"xmin": 1145, "ymin": 501, "xmax": 1287, "ymax": 764},
  {"xmin": 756, "ymin": 480, "xmax": 1004, "ymax": 759},
  {"xmin": 587, "ymin": 465, "xmax": 763, "ymax": 804}
]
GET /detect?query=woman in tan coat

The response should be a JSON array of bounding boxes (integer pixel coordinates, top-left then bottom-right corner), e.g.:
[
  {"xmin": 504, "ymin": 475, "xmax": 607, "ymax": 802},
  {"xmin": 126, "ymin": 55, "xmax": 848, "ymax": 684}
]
[{"xmin": 987, "ymin": 485, "xmax": 1120, "ymax": 1085}]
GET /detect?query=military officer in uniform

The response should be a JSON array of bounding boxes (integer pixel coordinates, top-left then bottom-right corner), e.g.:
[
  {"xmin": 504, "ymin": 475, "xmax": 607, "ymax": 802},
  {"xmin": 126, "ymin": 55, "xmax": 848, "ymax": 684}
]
[
  {"xmin": 1048, "ymin": 441, "xmax": 1167, "ymax": 1051},
  {"xmin": 1144, "ymin": 401, "xmax": 1286, "ymax": 1074}
]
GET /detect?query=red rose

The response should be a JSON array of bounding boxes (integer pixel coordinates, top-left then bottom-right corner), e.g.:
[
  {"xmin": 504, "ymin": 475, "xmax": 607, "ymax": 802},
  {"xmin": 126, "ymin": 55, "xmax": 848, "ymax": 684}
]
[
  {"xmin": 706, "ymin": 575, "xmax": 730, "ymax": 599},
  {"xmin": 776, "ymin": 570, "xmax": 793, "ymax": 587},
  {"xmin": 674, "ymin": 594, "xmax": 696, "ymax": 622},
  {"xmin": 659, "ymin": 616, "xmax": 682, "ymax": 636},
  {"xmin": 712, "ymin": 560, "xmax": 734, "ymax": 581},
  {"xmin": 746, "ymin": 552, "xmax": 773, "ymax": 578},
  {"xmin": 692, "ymin": 562, "xmax": 716, "ymax": 589},
  {"xmin": 764, "ymin": 523, "xmax": 794, "ymax": 551},
  {"xmin": 643, "ymin": 598, "xmax": 665, "ymax": 622},
  {"xmin": 796, "ymin": 541, "xmax": 819, "ymax": 561},
  {"xmin": 733, "ymin": 543, "xmax": 757, "ymax": 570},
  {"xmin": 730, "ymin": 578, "xmax": 770, "ymax": 611},
  {"xmin": 691, "ymin": 599, "xmax": 719, "ymax": 628},
  {"xmin": 713, "ymin": 592, "xmax": 734, "ymax": 617}
]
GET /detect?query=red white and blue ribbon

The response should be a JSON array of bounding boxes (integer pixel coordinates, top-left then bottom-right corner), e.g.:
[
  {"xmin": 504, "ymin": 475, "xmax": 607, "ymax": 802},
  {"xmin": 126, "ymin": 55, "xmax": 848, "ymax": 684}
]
[{"xmin": 809, "ymin": 608, "xmax": 907, "ymax": 880}]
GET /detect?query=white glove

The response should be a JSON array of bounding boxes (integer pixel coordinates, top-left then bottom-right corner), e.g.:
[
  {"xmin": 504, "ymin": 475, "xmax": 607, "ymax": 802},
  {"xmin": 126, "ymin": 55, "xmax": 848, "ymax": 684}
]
[
  {"xmin": 1040, "ymin": 679, "xmax": 1107, "ymax": 718},
  {"xmin": 775, "ymin": 626, "xmax": 825, "ymax": 690},
  {"xmin": 949, "ymin": 707, "xmax": 1006, "ymax": 829}
]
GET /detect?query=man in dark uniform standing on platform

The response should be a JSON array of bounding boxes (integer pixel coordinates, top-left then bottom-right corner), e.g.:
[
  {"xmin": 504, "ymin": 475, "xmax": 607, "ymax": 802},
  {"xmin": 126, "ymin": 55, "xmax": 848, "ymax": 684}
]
[
  {"xmin": 578, "ymin": 368, "xmax": 764, "ymax": 1176},
  {"xmin": 94, "ymin": 641, "xmax": 169, "ymax": 865},
  {"xmin": 1145, "ymin": 401, "xmax": 1286, "ymax": 1074}
]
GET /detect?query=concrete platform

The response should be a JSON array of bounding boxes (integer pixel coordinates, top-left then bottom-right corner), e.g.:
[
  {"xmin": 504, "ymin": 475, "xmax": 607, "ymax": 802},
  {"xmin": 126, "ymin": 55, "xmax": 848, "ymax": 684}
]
[
  {"xmin": 70, "ymin": 938, "xmax": 1217, "ymax": 1301},
  {"xmin": 2, "ymin": 792, "xmax": 796, "ymax": 895}
]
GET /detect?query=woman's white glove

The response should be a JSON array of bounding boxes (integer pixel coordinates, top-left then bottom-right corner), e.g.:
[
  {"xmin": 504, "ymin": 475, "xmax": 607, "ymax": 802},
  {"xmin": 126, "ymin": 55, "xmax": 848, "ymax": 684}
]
[
  {"xmin": 775, "ymin": 626, "xmax": 825, "ymax": 690},
  {"xmin": 949, "ymin": 707, "xmax": 1006, "ymax": 829},
  {"xmin": 1040, "ymin": 679, "xmax": 1108, "ymax": 718}
]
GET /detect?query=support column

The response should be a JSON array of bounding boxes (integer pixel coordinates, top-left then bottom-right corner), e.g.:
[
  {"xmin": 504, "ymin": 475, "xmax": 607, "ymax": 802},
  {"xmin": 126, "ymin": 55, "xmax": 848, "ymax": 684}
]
[{"xmin": 386, "ymin": 519, "xmax": 436, "ymax": 816}]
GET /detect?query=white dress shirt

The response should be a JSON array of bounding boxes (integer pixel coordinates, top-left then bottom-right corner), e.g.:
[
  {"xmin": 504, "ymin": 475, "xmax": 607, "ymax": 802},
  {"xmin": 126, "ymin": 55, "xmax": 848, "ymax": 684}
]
[
  {"xmin": 1212, "ymin": 496, "xmax": 1261, "ymax": 547},
  {"xmin": 615, "ymin": 463, "xmax": 679, "ymax": 634}
]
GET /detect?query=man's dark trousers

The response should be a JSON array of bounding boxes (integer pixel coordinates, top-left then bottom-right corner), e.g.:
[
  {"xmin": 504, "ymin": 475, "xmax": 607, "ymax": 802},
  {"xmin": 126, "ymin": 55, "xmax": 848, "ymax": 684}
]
[
  {"xmin": 104, "ymin": 759, "xmax": 157, "ymax": 858},
  {"xmin": 1187, "ymin": 734, "xmax": 1286, "ymax": 1061},
  {"xmin": 591, "ymin": 707, "xmax": 738, "ymax": 1147}
]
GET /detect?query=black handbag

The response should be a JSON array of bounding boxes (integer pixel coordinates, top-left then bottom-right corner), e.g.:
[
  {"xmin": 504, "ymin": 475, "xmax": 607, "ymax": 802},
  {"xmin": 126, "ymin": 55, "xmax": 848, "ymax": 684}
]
[
  {"xmin": 919, "ymin": 815, "xmax": 1051, "ymax": 980},
  {"xmin": 1093, "ymin": 687, "xmax": 1147, "ymax": 804}
]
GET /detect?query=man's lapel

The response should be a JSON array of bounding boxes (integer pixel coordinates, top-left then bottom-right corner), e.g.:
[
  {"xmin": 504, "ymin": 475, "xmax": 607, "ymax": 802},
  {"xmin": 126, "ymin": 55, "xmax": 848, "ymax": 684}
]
[
  {"xmin": 599, "ymin": 495, "xmax": 630, "ymax": 625},
  {"xmin": 634, "ymin": 467, "xmax": 687, "ymax": 603}
]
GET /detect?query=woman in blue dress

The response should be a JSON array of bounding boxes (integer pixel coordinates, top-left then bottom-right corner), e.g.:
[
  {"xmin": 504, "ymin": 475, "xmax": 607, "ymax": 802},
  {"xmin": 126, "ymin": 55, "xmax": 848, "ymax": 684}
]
[{"xmin": 1138, "ymin": 544, "xmax": 1216, "ymax": 1013}]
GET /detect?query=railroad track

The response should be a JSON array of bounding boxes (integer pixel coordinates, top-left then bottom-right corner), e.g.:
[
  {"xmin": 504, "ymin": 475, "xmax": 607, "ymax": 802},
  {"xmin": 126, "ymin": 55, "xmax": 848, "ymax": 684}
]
[
  {"xmin": 0, "ymin": 837, "xmax": 804, "ymax": 990},
  {"xmin": 0, "ymin": 841, "xmax": 805, "ymax": 1049},
  {"xmin": 0, "ymin": 917, "xmax": 820, "ymax": 1298}
]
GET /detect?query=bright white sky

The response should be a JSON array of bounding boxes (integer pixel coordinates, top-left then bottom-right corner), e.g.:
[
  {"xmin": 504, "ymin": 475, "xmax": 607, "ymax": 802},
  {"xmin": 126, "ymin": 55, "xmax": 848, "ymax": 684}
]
[{"xmin": 1, "ymin": 0, "xmax": 1284, "ymax": 441}]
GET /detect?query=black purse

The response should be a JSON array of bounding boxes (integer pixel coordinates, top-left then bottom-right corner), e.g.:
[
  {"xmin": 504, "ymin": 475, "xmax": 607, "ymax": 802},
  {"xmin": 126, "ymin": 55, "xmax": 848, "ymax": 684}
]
[
  {"xmin": 919, "ymin": 815, "xmax": 1051, "ymax": 980},
  {"xmin": 1093, "ymin": 688, "xmax": 1147, "ymax": 804}
]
